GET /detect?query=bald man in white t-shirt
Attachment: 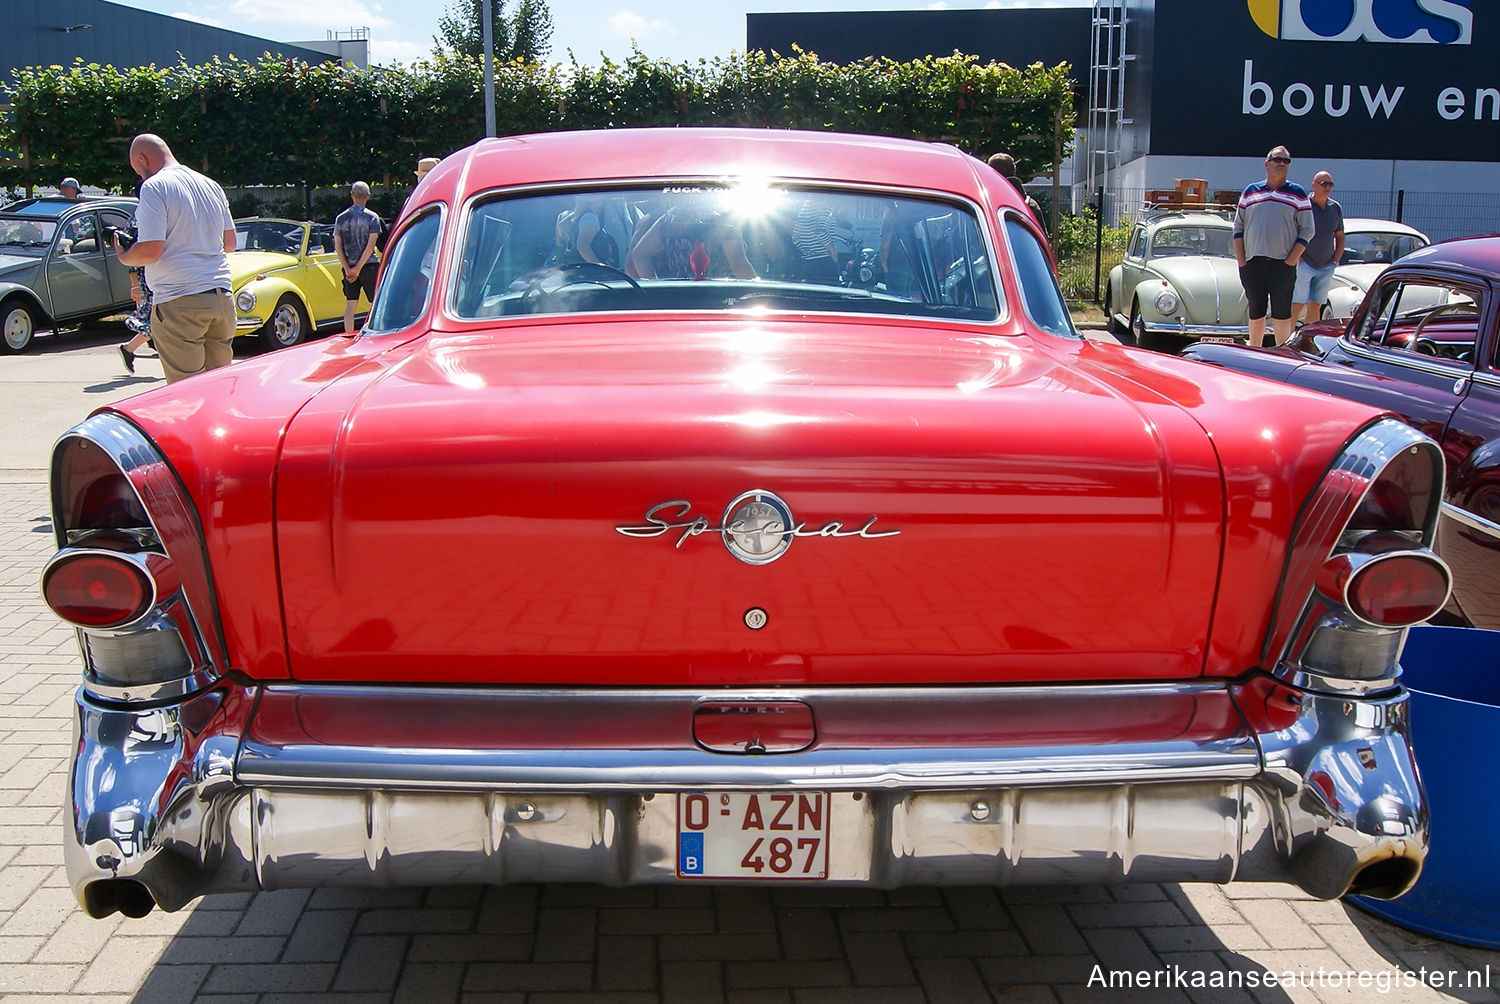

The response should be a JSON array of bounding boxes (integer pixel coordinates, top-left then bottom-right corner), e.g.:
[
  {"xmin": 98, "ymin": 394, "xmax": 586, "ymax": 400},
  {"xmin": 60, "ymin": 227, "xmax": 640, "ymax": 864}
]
[{"xmin": 113, "ymin": 133, "xmax": 237, "ymax": 383}]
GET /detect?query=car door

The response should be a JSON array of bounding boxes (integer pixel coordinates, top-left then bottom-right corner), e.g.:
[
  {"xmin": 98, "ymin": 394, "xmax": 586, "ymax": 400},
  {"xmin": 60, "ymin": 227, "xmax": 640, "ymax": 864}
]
[
  {"xmin": 1435, "ymin": 291, "xmax": 1500, "ymax": 628},
  {"xmin": 97, "ymin": 208, "xmax": 135, "ymax": 307},
  {"xmin": 45, "ymin": 211, "xmax": 113, "ymax": 319},
  {"xmin": 1291, "ymin": 271, "xmax": 1483, "ymax": 447},
  {"xmin": 301, "ymin": 224, "xmax": 346, "ymax": 325},
  {"xmin": 1120, "ymin": 223, "xmax": 1146, "ymax": 294}
]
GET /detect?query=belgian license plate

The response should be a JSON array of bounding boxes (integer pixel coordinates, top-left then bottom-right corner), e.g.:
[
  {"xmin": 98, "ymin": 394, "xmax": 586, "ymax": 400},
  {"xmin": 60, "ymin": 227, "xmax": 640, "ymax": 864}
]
[
  {"xmin": 677, "ymin": 792, "xmax": 830, "ymax": 880},
  {"xmin": 1197, "ymin": 335, "xmax": 1238, "ymax": 344}
]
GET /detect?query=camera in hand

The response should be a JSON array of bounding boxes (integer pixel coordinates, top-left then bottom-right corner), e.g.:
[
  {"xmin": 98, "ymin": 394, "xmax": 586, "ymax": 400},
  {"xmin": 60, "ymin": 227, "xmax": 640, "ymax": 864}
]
[{"xmin": 105, "ymin": 225, "xmax": 137, "ymax": 249}]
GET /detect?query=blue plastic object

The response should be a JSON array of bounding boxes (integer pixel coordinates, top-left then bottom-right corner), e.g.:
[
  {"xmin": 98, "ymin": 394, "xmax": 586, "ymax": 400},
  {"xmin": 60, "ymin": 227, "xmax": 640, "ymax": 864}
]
[{"xmin": 1352, "ymin": 625, "xmax": 1500, "ymax": 948}]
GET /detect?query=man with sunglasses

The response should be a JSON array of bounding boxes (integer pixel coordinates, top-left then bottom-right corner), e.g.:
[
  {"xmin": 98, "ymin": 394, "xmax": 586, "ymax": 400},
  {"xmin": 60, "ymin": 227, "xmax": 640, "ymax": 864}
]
[
  {"xmin": 1233, "ymin": 146, "xmax": 1314, "ymax": 346},
  {"xmin": 1292, "ymin": 171, "xmax": 1345, "ymax": 328}
]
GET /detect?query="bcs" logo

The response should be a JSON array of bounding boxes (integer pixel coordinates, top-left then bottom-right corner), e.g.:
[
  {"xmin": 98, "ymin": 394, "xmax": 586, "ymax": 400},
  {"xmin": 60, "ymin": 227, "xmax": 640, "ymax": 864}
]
[{"xmin": 1248, "ymin": 0, "xmax": 1472, "ymax": 44}]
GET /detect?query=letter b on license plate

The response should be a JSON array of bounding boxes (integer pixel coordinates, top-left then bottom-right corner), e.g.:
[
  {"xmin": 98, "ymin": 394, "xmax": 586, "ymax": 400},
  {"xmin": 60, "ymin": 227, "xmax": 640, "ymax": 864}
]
[{"xmin": 678, "ymin": 792, "xmax": 830, "ymax": 880}]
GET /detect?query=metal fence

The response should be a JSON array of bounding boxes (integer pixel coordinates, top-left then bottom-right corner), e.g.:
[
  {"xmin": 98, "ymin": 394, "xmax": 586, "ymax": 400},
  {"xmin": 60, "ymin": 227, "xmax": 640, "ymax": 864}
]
[{"xmin": 1046, "ymin": 187, "xmax": 1500, "ymax": 304}]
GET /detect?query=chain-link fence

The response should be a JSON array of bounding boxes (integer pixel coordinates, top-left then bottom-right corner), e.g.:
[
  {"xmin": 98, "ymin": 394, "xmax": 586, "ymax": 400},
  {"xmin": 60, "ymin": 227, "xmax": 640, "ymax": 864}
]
[{"xmin": 1045, "ymin": 187, "xmax": 1500, "ymax": 305}]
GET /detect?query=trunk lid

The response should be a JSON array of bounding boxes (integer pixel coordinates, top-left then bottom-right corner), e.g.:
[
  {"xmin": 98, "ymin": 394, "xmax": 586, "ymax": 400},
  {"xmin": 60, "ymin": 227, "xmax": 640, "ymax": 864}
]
[{"xmin": 274, "ymin": 320, "xmax": 1224, "ymax": 685}]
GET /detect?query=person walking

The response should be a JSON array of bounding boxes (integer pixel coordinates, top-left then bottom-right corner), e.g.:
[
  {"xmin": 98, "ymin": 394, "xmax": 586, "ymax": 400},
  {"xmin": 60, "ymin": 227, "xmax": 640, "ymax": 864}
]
[
  {"xmin": 113, "ymin": 134, "xmax": 236, "ymax": 384},
  {"xmin": 118, "ymin": 261, "xmax": 154, "ymax": 374},
  {"xmin": 333, "ymin": 181, "xmax": 382, "ymax": 333},
  {"xmin": 1233, "ymin": 145, "xmax": 1314, "ymax": 347},
  {"xmin": 1292, "ymin": 171, "xmax": 1345, "ymax": 327}
]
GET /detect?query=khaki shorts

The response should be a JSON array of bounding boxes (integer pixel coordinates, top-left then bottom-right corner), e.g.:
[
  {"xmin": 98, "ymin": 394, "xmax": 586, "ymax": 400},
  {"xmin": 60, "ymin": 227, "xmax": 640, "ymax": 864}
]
[{"xmin": 152, "ymin": 290, "xmax": 236, "ymax": 384}]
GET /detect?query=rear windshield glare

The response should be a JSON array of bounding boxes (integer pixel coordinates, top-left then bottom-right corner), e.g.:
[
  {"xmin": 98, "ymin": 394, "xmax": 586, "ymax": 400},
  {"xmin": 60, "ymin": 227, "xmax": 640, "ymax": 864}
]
[{"xmin": 451, "ymin": 184, "xmax": 1003, "ymax": 323}]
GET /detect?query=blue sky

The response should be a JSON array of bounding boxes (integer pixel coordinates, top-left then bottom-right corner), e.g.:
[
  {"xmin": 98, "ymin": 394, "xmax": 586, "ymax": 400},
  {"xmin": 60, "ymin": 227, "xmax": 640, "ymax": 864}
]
[{"xmin": 102, "ymin": 0, "xmax": 1029, "ymax": 67}]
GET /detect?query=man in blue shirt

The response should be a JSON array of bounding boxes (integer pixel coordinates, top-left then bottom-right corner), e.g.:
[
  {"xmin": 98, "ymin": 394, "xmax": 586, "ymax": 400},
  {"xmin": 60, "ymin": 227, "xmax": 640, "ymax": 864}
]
[
  {"xmin": 1292, "ymin": 171, "xmax": 1345, "ymax": 328},
  {"xmin": 1233, "ymin": 146, "xmax": 1314, "ymax": 347},
  {"xmin": 333, "ymin": 181, "xmax": 383, "ymax": 333}
]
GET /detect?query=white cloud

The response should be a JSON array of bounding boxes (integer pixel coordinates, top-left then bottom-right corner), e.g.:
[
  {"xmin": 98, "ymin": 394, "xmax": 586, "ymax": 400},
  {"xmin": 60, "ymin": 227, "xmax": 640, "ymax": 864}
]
[
  {"xmin": 168, "ymin": 9, "xmax": 228, "ymax": 28},
  {"xmin": 221, "ymin": 0, "xmax": 396, "ymax": 31},
  {"xmin": 371, "ymin": 38, "xmax": 429, "ymax": 65},
  {"xmin": 608, "ymin": 9, "xmax": 670, "ymax": 43}
]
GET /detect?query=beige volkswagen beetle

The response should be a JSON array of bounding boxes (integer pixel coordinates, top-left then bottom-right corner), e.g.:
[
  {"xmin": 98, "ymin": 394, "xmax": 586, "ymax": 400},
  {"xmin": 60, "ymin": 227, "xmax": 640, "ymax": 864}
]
[{"xmin": 1104, "ymin": 208, "xmax": 1248, "ymax": 352}]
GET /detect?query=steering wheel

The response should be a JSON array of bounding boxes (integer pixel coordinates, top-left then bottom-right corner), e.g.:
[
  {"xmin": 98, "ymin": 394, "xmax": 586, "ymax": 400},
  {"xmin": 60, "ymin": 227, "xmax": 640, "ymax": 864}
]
[
  {"xmin": 521, "ymin": 260, "xmax": 643, "ymax": 312},
  {"xmin": 1411, "ymin": 300, "xmax": 1481, "ymax": 343}
]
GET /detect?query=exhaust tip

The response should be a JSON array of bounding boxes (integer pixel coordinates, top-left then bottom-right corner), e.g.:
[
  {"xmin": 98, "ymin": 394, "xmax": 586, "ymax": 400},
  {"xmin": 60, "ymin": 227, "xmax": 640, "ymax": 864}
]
[
  {"xmin": 82, "ymin": 879, "xmax": 156, "ymax": 919},
  {"xmin": 1346, "ymin": 855, "xmax": 1422, "ymax": 900}
]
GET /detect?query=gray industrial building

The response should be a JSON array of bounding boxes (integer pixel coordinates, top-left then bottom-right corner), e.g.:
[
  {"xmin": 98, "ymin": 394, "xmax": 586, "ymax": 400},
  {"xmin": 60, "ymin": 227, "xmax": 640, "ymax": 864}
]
[
  {"xmin": 750, "ymin": 0, "xmax": 1497, "ymax": 240},
  {"xmin": 1, "ymin": 0, "xmax": 365, "ymax": 92}
]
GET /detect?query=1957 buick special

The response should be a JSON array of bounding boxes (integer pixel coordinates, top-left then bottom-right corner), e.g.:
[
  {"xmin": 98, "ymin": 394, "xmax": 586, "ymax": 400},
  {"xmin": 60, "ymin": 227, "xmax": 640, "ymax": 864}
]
[{"xmin": 44, "ymin": 129, "xmax": 1450, "ymax": 919}]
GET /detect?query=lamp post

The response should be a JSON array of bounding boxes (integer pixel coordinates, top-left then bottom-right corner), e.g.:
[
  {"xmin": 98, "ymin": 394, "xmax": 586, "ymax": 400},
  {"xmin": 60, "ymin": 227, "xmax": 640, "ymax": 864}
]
[{"xmin": 481, "ymin": 0, "xmax": 496, "ymax": 138}]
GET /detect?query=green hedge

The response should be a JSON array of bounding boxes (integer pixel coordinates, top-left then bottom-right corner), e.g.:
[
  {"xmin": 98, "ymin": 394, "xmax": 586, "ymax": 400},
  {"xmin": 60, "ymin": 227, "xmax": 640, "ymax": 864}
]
[{"xmin": 0, "ymin": 49, "xmax": 1074, "ymax": 194}]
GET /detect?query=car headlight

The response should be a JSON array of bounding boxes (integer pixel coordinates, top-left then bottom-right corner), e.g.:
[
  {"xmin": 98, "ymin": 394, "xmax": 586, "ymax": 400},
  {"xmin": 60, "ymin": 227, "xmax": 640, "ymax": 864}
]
[
  {"xmin": 235, "ymin": 289, "xmax": 257, "ymax": 313},
  {"xmin": 1154, "ymin": 288, "xmax": 1180, "ymax": 315}
]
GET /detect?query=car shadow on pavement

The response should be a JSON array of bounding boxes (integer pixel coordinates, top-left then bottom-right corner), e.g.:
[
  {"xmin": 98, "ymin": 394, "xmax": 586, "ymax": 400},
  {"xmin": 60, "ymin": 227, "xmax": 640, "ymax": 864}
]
[
  {"xmin": 1339, "ymin": 902, "xmax": 1500, "ymax": 1003},
  {"xmin": 134, "ymin": 881, "xmax": 1500, "ymax": 1002},
  {"xmin": 23, "ymin": 323, "xmax": 130, "ymax": 356}
]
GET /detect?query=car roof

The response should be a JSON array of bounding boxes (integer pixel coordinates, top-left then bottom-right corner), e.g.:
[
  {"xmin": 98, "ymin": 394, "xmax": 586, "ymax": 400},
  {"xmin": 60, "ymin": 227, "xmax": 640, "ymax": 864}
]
[
  {"xmin": 436, "ymin": 128, "xmax": 999, "ymax": 203},
  {"xmin": 1342, "ymin": 218, "xmax": 1428, "ymax": 239},
  {"xmin": 1392, "ymin": 234, "xmax": 1500, "ymax": 278},
  {"xmin": 0, "ymin": 196, "xmax": 136, "ymax": 219},
  {"xmin": 1142, "ymin": 211, "xmax": 1233, "ymax": 228}
]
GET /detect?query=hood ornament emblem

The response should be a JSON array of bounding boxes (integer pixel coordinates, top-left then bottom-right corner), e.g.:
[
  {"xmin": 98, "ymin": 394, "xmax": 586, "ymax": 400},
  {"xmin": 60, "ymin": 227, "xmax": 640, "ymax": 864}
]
[{"xmin": 617, "ymin": 490, "xmax": 900, "ymax": 565}]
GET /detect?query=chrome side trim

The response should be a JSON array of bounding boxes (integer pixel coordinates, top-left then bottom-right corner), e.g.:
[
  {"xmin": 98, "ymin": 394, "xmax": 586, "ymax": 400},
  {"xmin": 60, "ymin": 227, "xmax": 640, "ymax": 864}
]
[
  {"xmin": 1471, "ymin": 371, "xmax": 1500, "ymax": 390},
  {"xmin": 66, "ymin": 681, "xmax": 1425, "ymax": 915},
  {"xmin": 1443, "ymin": 501, "xmax": 1500, "ymax": 541}
]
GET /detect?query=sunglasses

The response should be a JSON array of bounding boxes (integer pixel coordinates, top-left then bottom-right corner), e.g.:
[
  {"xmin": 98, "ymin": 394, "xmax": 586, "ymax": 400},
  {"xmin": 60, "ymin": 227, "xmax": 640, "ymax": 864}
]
[
  {"xmin": 1317, "ymin": 181, "xmax": 1335, "ymax": 188},
  {"xmin": 1268, "ymin": 157, "xmax": 1291, "ymax": 165}
]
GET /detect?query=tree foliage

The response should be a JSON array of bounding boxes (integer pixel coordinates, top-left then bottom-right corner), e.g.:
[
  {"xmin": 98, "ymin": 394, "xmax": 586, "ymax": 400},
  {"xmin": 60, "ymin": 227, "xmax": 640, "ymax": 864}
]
[
  {"xmin": 434, "ymin": 0, "xmax": 553, "ymax": 63},
  {"xmin": 0, "ymin": 49, "xmax": 1075, "ymax": 195}
]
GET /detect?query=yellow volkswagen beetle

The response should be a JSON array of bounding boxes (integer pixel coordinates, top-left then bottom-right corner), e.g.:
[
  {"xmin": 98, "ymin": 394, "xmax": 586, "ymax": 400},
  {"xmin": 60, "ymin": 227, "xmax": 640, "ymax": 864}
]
[{"xmin": 231, "ymin": 218, "xmax": 372, "ymax": 350}]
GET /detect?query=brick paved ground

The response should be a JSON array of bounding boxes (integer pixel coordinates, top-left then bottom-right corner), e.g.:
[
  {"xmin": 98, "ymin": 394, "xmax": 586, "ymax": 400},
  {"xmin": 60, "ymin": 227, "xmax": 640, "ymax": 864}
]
[{"xmin": 3, "ymin": 478, "xmax": 1498, "ymax": 1003}]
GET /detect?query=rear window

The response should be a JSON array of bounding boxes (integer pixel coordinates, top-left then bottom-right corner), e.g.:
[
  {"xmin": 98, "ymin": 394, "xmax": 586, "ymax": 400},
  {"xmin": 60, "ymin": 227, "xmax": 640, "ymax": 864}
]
[{"xmin": 451, "ymin": 184, "xmax": 1003, "ymax": 323}]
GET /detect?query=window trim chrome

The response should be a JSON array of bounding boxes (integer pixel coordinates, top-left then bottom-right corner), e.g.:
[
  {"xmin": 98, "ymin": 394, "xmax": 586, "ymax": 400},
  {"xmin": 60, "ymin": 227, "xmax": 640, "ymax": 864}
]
[
  {"xmin": 1337, "ymin": 336, "xmax": 1476, "ymax": 382},
  {"xmin": 442, "ymin": 177, "xmax": 1009, "ymax": 328}
]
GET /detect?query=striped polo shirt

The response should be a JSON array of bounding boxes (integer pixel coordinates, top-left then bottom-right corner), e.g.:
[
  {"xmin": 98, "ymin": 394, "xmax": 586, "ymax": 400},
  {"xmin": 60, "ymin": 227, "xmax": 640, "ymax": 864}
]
[{"xmin": 1233, "ymin": 182, "xmax": 1314, "ymax": 261}]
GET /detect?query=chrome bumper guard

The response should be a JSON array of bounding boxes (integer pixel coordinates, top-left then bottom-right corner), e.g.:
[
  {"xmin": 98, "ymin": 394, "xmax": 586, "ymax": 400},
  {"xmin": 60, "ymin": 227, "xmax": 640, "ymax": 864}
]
[
  {"xmin": 66, "ymin": 682, "xmax": 1426, "ymax": 917},
  {"xmin": 1143, "ymin": 321, "xmax": 1250, "ymax": 338}
]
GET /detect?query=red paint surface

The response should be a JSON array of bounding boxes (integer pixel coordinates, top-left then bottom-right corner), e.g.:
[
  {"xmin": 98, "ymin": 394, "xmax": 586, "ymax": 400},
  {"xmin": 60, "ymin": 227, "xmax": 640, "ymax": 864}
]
[{"xmin": 94, "ymin": 129, "xmax": 1388, "ymax": 687}]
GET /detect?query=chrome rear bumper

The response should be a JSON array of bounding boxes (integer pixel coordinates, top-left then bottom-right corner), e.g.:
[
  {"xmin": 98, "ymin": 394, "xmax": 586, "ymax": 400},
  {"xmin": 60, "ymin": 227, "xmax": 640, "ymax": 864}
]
[
  {"xmin": 1141, "ymin": 321, "xmax": 1250, "ymax": 338},
  {"xmin": 65, "ymin": 682, "xmax": 1426, "ymax": 918}
]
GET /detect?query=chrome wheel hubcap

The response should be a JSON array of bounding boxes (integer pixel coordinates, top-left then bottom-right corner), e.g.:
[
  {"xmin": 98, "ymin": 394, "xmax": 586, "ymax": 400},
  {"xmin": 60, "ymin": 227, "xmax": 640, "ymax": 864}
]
[{"xmin": 272, "ymin": 305, "xmax": 301, "ymax": 346}]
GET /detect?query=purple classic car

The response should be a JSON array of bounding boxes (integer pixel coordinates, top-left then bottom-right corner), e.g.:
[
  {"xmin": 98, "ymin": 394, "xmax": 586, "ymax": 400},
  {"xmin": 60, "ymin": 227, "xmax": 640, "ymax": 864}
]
[{"xmin": 1185, "ymin": 235, "xmax": 1500, "ymax": 630}]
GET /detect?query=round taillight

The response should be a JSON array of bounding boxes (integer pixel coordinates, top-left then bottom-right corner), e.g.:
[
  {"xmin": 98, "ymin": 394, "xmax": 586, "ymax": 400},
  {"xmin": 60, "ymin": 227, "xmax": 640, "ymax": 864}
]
[
  {"xmin": 43, "ymin": 554, "xmax": 153, "ymax": 628},
  {"xmin": 1345, "ymin": 553, "xmax": 1452, "ymax": 627}
]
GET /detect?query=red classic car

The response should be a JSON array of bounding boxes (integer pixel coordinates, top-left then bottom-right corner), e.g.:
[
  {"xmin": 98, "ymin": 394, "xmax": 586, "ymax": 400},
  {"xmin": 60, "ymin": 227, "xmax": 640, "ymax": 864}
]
[
  {"xmin": 46, "ymin": 129, "xmax": 1450, "ymax": 919},
  {"xmin": 1184, "ymin": 236, "xmax": 1500, "ymax": 631}
]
